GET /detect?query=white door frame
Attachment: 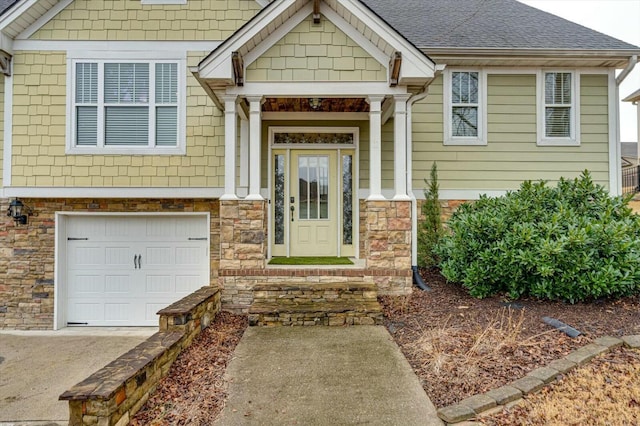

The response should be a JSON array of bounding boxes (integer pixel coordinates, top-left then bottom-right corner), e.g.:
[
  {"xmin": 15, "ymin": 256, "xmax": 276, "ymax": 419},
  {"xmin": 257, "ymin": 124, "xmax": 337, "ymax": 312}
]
[
  {"xmin": 54, "ymin": 212, "xmax": 210, "ymax": 330},
  {"xmin": 267, "ymin": 126, "xmax": 360, "ymax": 259}
]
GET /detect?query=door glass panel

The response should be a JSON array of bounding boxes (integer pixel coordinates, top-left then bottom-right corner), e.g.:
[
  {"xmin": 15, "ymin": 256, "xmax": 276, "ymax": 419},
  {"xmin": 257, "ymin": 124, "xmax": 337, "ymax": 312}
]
[
  {"xmin": 298, "ymin": 155, "xmax": 329, "ymax": 220},
  {"xmin": 274, "ymin": 154, "xmax": 285, "ymax": 245},
  {"xmin": 319, "ymin": 157, "xmax": 328, "ymax": 219},
  {"xmin": 342, "ymin": 154, "xmax": 353, "ymax": 245}
]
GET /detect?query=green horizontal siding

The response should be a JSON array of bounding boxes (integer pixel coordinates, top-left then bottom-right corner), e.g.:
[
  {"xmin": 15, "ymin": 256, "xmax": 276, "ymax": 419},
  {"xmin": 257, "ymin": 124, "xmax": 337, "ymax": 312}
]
[{"xmin": 412, "ymin": 73, "xmax": 610, "ymax": 193}]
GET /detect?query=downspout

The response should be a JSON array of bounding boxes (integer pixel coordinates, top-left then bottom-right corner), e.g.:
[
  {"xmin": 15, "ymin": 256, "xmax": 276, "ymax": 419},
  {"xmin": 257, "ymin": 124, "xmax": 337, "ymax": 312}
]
[
  {"xmin": 614, "ymin": 56, "xmax": 637, "ymax": 195},
  {"xmin": 407, "ymin": 88, "xmax": 431, "ymax": 291},
  {"xmin": 615, "ymin": 55, "xmax": 637, "ymax": 86}
]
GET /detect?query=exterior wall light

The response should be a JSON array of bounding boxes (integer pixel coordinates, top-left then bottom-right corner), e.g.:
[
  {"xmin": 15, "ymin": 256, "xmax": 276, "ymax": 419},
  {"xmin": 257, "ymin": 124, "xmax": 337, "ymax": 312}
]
[
  {"xmin": 7, "ymin": 199, "xmax": 30, "ymax": 225},
  {"xmin": 309, "ymin": 98, "xmax": 322, "ymax": 110}
]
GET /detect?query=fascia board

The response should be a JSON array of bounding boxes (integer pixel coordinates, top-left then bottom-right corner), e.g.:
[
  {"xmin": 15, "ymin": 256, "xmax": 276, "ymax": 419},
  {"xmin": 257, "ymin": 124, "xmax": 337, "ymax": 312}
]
[{"xmin": 0, "ymin": 0, "xmax": 38, "ymax": 32}]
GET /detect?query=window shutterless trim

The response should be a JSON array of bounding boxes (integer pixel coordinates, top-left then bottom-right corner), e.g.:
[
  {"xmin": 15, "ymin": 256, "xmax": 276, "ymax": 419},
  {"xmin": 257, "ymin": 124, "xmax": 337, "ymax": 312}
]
[
  {"xmin": 443, "ymin": 68, "xmax": 487, "ymax": 146},
  {"xmin": 66, "ymin": 57, "xmax": 187, "ymax": 155},
  {"xmin": 537, "ymin": 69, "xmax": 580, "ymax": 146}
]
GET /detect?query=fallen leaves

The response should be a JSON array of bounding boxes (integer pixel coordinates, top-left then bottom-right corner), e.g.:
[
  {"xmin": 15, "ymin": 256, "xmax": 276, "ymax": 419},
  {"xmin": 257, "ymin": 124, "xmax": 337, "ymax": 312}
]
[{"xmin": 130, "ymin": 312, "xmax": 247, "ymax": 425}]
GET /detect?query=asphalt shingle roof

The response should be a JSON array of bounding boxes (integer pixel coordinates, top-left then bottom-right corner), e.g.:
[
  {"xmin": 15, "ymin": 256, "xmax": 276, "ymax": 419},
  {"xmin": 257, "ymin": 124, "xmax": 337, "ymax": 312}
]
[
  {"xmin": 0, "ymin": 0, "xmax": 18, "ymax": 16},
  {"xmin": 361, "ymin": 0, "xmax": 639, "ymax": 50}
]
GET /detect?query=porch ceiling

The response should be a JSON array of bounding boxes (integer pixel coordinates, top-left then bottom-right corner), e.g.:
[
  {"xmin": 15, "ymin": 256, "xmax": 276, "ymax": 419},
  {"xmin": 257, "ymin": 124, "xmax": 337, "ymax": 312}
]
[{"xmin": 262, "ymin": 97, "xmax": 370, "ymax": 113}]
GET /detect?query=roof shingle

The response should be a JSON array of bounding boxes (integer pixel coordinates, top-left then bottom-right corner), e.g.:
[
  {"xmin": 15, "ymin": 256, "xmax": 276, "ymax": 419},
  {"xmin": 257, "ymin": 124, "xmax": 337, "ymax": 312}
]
[{"xmin": 361, "ymin": 0, "xmax": 639, "ymax": 50}]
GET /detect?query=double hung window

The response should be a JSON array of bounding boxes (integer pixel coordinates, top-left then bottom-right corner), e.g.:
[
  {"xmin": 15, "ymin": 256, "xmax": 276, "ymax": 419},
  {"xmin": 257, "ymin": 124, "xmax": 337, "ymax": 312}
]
[
  {"xmin": 71, "ymin": 60, "xmax": 182, "ymax": 153},
  {"xmin": 538, "ymin": 71, "xmax": 579, "ymax": 145},
  {"xmin": 444, "ymin": 70, "xmax": 486, "ymax": 145}
]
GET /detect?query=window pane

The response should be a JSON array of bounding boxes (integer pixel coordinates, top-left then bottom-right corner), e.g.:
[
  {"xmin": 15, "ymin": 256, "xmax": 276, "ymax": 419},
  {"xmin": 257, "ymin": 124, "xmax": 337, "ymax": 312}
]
[
  {"xmin": 452, "ymin": 106, "xmax": 478, "ymax": 137},
  {"xmin": 76, "ymin": 106, "xmax": 97, "ymax": 146},
  {"xmin": 308, "ymin": 157, "xmax": 319, "ymax": 219},
  {"xmin": 156, "ymin": 106, "xmax": 177, "ymax": 146},
  {"xmin": 452, "ymin": 72, "xmax": 478, "ymax": 104},
  {"xmin": 545, "ymin": 72, "xmax": 571, "ymax": 104},
  {"xmin": 104, "ymin": 63, "xmax": 149, "ymax": 104},
  {"xmin": 105, "ymin": 106, "xmax": 149, "ymax": 146},
  {"xmin": 545, "ymin": 107, "xmax": 571, "ymax": 137},
  {"xmin": 342, "ymin": 155, "xmax": 353, "ymax": 245},
  {"xmin": 298, "ymin": 156, "xmax": 308, "ymax": 220},
  {"xmin": 156, "ymin": 63, "xmax": 178, "ymax": 104},
  {"xmin": 76, "ymin": 63, "xmax": 97, "ymax": 103},
  {"xmin": 274, "ymin": 155, "xmax": 285, "ymax": 245}
]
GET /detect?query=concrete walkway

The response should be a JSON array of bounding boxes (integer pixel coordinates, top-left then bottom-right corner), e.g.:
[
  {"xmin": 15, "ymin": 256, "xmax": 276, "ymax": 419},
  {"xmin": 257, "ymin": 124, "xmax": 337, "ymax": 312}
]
[
  {"xmin": 0, "ymin": 328, "xmax": 154, "ymax": 424},
  {"xmin": 216, "ymin": 326, "xmax": 443, "ymax": 425}
]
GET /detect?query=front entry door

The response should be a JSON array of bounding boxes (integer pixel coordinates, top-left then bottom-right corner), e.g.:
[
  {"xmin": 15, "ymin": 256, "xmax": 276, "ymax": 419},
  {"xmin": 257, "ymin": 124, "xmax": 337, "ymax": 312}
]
[{"xmin": 290, "ymin": 150, "xmax": 338, "ymax": 256}]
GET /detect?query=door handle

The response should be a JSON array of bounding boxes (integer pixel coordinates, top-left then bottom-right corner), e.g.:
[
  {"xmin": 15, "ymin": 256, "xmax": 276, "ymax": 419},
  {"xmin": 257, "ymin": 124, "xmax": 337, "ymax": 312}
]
[
  {"xmin": 290, "ymin": 205, "xmax": 295, "ymax": 222},
  {"xmin": 139, "ymin": 254, "xmax": 142, "ymax": 269},
  {"xmin": 134, "ymin": 254, "xmax": 138, "ymax": 269}
]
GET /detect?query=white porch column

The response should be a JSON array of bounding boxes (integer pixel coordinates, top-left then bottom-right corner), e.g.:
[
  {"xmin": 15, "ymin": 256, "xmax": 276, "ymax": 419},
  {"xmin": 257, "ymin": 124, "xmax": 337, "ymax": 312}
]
[
  {"xmin": 367, "ymin": 95, "xmax": 385, "ymax": 200},
  {"xmin": 393, "ymin": 94, "xmax": 411, "ymax": 200},
  {"xmin": 246, "ymin": 96, "xmax": 264, "ymax": 200},
  {"xmin": 220, "ymin": 95, "xmax": 238, "ymax": 200},
  {"xmin": 239, "ymin": 117, "xmax": 249, "ymax": 189}
]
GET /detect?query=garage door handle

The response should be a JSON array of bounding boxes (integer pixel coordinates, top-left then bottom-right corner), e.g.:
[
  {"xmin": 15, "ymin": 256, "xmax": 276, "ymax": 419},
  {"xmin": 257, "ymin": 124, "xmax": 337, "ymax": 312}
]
[
  {"xmin": 134, "ymin": 254, "xmax": 138, "ymax": 269},
  {"xmin": 139, "ymin": 255, "xmax": 142, "ymax": 269}
]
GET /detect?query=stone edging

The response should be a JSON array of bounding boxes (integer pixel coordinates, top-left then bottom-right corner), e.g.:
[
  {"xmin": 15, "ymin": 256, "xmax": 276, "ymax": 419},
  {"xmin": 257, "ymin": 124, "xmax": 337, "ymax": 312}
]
[{"xmin": 437, "ymin": 335, "xmax": 640, "ymax": 424}]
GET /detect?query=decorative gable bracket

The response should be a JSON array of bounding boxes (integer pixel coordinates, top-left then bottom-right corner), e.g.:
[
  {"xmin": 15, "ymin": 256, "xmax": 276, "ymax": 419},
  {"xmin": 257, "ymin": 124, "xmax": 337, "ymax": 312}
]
[
  {"xmin": 313, "ymin": 0, "xmax": 320, "ymax": 24},
  {"xmin": 232, "ymin": 51, "xmax": 244, "ymax": 86},
  {"xmin": 0, "ymin": 49, "xmax": 11, "ymax": 76},
  {"xmin": 389, "ymin": 51, "xmax": 401, "ymax": 87}
]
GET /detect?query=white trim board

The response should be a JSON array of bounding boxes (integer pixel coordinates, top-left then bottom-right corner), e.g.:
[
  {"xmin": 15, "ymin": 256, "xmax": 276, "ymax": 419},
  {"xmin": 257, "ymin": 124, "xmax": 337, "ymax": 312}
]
[
  {"xmin": 3, "ymin": 73, "xmax": 13, "ymax": 187},
  {"xmin": 4, "ymin": 187, "xmax": 226, "ymax": 198},
  {"xmin": 13, "ymin": 40, "xmax": 223, "ymax": 51},
  {"xmin": 609, "ymin": 69, "xmax": 621, "ymax": 195}
]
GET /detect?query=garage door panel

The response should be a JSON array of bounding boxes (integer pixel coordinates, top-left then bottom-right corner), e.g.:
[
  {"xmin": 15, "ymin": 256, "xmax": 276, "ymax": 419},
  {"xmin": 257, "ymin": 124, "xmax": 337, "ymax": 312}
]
[
  {"xmin": 145, "ymin": 275, "xmax": 174, "ymax": 294},
  {"xmin": 104, "ymin": 303, "xmax": 132, "ymax": 322},
  {"xmin": 66, "ymin": 215, "xmax": 209, "ymax": 327},
  {"xmin": 104, "ymin": 275, "xmax": 131, "ymax": 294},
  {"xmin": 68, "ymin": 274, "xmax": 104, "ymax": 294},
  {"xmin": 176, "ymin": 275, "xmax": 203, "ymax": 293},
  {"xmin": 105, "ymin": 247, "xmax": 133, "ymax": 267},
  {"xmin": 144, "ymin": 247, "xmax": 172, "ymax": 266},
  {"xmin": 176, "ymin": 246, "xmax": 205, "ymax": 265}
]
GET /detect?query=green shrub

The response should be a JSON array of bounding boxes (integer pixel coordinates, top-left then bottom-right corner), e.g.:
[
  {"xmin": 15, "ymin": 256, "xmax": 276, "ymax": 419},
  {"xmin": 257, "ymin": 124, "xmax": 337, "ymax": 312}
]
[
  {"xmin": 418, "ymin": 163, "xmax": 444, "ymax": 267},
  {"xmin": 436, "ymin": 171, "xmax": 640, "ymax": 302}
]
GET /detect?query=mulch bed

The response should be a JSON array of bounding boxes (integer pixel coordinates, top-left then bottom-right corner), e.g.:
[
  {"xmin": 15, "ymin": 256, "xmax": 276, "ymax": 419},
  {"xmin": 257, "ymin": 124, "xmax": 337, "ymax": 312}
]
[
  {"xmin": 380, "ymin": 269, "xmax": 640, "ymax": 408},
  {"xmin": 130, "ymin": 312, "xmax": 247, "ymax": 426}
]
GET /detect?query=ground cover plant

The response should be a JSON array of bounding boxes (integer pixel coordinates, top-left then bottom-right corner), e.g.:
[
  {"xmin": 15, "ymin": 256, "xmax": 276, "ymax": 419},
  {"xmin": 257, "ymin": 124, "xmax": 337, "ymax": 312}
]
[{"xmin": 437, "ymin": 171, "xmax": 640, "ymax": 302}]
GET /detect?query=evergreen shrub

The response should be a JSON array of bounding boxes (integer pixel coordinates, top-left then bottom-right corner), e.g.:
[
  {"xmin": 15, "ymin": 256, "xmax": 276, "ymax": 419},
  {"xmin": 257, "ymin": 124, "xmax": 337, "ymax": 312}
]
[{"xmin": 436, "ymin": 171, "xmax": 640, "ymax": 302}]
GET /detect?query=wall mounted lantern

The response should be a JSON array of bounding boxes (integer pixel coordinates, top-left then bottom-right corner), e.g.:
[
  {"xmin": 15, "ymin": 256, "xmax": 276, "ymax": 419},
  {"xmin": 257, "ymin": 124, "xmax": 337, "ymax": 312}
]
[
  {"xmin": 309, "ymin": 98, "xmax": 322, "ymax": 110},
  {"xmin": 7, "ymin": 199, "xmax": 30, "ymax": 225}
]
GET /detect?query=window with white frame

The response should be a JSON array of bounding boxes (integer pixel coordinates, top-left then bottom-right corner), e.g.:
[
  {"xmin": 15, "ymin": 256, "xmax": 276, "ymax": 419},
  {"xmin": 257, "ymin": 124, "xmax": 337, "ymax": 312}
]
[
  {"xmin": 539, "ymin": 71, "xmax": 579, "ymax": 145},
  {"xmin": 444, "ymin": 70, "xmax": 485, "ymax": 145},
  {"xmin": 72, "ymin": 60, "xmax": 181, "ymax": 152}
]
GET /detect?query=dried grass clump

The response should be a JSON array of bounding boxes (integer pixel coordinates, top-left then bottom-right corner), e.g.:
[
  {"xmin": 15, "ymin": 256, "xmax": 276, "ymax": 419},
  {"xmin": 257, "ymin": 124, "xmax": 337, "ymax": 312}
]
[
  {"xmin": 405, "ymin": 308, "xmax": 551, "ymax": 404},
  {"xmin": 486, "ymin": 347, "xmax": 640, "ymax": 425}
]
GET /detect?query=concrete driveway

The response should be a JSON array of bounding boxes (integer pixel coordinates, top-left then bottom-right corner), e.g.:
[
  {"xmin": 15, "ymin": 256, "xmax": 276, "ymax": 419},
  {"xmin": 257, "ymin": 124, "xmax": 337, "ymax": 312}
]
[{"xmin": 0, "ymin": 328, "xmax": 154, "ymax": 425}]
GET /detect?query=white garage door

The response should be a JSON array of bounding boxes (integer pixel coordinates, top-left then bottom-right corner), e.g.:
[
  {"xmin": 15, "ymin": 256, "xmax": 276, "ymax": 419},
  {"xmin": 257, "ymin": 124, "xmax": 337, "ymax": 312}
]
[{"xmin": 66, "ymin": 215, "xmax": 209, "ymax": 326}]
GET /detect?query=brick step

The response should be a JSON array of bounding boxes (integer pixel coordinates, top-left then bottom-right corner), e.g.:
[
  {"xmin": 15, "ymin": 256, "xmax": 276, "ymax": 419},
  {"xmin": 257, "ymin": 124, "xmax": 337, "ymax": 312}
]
[
  {"xmin": 252, "ymin": 282, "xmax": 378, "ymax": 304},
  {"xmin": 248, "ymin": 300, "xmax": 383, "ymax": 327}
]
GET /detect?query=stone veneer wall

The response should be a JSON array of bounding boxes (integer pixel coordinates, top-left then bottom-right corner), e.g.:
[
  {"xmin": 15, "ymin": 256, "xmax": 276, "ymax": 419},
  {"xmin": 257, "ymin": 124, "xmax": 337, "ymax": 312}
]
[
  {"xmin": 219, "ymin": 200, "xmax": 267, "ymax": 269},
  {"xmin": 363, "ymin": 200, "xmax": 413, "ymax": 295},
  {"xmin": 0, "ymin": 198, "xmax": 220, "ymax": 330}
]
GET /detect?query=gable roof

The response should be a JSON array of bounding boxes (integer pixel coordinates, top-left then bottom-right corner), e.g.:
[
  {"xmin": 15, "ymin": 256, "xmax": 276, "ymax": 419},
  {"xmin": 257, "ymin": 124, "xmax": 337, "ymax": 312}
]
[
  {"xmin": 361, "ymin": 0, "xmax": 638, "ymax": 51},
  {"xmin": 0, "ymin": 0, "xmax": 638, "ymax": 55}
]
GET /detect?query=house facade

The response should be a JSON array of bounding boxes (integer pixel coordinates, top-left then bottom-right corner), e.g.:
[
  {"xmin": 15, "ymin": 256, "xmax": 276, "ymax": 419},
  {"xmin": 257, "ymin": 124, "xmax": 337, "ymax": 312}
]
[{"xmin": 0, "ymin": 0, "xmax": 638, "ymax": 329}]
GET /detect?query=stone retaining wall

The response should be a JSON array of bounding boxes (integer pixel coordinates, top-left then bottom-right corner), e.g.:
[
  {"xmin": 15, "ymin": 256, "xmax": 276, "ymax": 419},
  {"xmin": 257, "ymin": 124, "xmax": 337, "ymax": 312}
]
[{"xmin": 60, "ymin": 287, "xmax": 221, "ymax": 426}]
